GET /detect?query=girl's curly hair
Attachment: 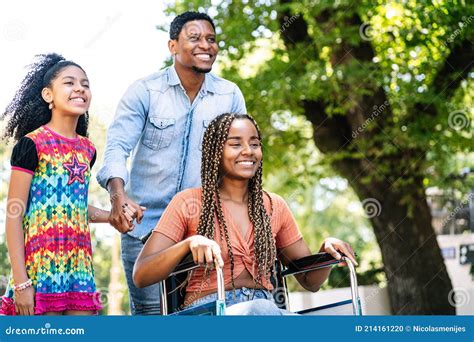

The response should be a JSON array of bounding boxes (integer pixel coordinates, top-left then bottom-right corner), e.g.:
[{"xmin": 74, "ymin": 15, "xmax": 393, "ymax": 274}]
[{"xmin": 1, "ymin": 53, "xmax": 89, "ymax": 142}]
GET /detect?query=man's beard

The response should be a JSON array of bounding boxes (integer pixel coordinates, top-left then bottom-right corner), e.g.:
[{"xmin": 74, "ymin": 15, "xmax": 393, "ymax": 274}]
[{"xmin": 192, "ymin": 66, "xmax": 212, "ymax": 73}]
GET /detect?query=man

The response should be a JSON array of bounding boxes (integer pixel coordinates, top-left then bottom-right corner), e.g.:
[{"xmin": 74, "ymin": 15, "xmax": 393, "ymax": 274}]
[{"xmin": 97, "ymin": 11, "xmax": 246, "ymax": 315}]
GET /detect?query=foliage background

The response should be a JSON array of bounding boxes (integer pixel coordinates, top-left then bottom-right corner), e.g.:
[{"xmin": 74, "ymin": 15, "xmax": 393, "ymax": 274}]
[{"xmin": 0, "ymin": 0, "xmax": 472, "ymax": 314}]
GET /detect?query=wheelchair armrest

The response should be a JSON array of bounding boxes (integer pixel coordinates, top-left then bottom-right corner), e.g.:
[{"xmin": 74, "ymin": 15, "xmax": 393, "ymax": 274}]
[
  {"xmin": 281, "ymin": 252, "xmax": 343, "ymax": 277},
  {"xmin": 161, "ymin": 252, "xmax": 225, "ymax": 315},
  {"xmin": 140, "ymin": 231, "xmax": 153, "ymax": 244},
  {"xmin": 169, "ymin": 253, "xmax": 199, "ymax": 276}
]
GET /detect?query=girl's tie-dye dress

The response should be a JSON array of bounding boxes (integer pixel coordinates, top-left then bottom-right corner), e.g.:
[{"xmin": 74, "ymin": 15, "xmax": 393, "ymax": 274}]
[{"xmin": 0, "ymin": 125, "xmax": 102, "ymax": 315}]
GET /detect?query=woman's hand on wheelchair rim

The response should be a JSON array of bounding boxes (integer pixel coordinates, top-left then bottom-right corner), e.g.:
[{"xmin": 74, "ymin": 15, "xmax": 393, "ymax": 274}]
[
  {"xmin": 320, "ymin": 237, "xmax": 358, "ymax": 267},
  {"xmin": 187, "ymin": 235, "xmax": 224, "ymax": 269}
]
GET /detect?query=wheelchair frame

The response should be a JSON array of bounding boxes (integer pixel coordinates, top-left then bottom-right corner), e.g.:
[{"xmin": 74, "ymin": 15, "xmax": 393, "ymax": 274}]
[{"xmin": 159, "ymin": 252, "xmax": 362, "ymax": 316}]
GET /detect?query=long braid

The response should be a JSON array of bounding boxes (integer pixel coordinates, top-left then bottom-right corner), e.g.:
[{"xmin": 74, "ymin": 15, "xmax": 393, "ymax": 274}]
[
  {"xmin": 197, "ymin": 113, "xmax": 277, "ymax": 291},
  {"xmin": 214, "ymin": 189, "xmax": 236, "ymax": 290},
  {"xmin": 197, "ymin": 114, "xmax": 236, "ymax": 288},
  {"xmin": 246, "ymin": 116, "xmax": 277, "ymax": 286},
  {"xmin": 209, "ymin": 116, "xmax": 236, "ymax": 289}
]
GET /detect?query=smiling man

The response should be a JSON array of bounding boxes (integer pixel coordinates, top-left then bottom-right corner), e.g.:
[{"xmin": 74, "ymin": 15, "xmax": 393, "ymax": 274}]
[{"xmin": 97, "ymin": 11, "xmax": 246, "ymax": 315}]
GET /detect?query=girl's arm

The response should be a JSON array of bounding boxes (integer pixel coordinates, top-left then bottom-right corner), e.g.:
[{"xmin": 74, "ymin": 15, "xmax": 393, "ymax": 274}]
[
  {"xmin": 88, "ymin": 205, "xmax": 110, "ymax": 223},
  {"xmin": 278, "ymin": 237, "xmax": 357, "ymax": 292},
  {"xmin": 6, "ymin": 170, "xmax": 35, "ymax": 315}
]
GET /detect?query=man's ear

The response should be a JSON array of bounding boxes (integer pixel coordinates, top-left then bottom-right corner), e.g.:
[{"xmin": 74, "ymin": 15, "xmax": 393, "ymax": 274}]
[
  {"xmin": 168, "ymin": 39, "xmax": 177, "ymax": 55},
  {"xmin": 41, "ymin": 87, "xmax": 52, "ymax": 103}
]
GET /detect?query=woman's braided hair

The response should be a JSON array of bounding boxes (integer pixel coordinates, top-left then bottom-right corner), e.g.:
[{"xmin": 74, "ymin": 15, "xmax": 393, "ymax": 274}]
[{"xmin": 197, "ymin": 113, "xmax": 276, "ymax": 288}]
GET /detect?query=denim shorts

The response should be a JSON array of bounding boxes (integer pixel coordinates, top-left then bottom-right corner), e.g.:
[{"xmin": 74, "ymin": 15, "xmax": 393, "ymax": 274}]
[{"xmin": 185, "ymin": 287, "xmax": 274, "ymax": 309}]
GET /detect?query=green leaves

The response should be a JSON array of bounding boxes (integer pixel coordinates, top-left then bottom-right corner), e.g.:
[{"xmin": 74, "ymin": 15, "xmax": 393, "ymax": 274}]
[{"xmin": 165, "ymin": 0, "xmax": 473, "ymax": 286}]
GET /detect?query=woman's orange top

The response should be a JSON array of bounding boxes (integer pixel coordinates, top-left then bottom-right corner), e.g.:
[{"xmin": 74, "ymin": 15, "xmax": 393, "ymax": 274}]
[{"xmin": 153, "ymin": 188, "xmax": 302, "ymax": 293}]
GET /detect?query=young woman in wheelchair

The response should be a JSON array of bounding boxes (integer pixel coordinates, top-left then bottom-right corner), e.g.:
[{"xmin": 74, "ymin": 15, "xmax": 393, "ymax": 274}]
[{"xmin": 133, "ymin": 113, "xmax": 357, "ymax": 315}]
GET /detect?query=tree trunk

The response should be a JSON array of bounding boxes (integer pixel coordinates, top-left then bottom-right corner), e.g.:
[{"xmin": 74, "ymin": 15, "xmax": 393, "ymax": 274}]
[
  {"xmin": 335, "ymin": 159, "xmax": 454, "ymax": 314},
  {"xmin": 279, "ymin": 2, "xmax": 458, "ymax": 314},
  {"xmin": 302, "ymin": 95, "xmax": 455, "ymax": 313}
]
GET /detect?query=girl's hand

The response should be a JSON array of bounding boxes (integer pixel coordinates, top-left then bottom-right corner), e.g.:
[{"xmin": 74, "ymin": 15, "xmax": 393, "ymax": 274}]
[
  {"xmin": 109, "ymin": 192, "xmax": 146, "ymax": 233},
  {"xmin": 320, "ymin": 237, "xmax": 358, "ymax": 267},
  {"xmin": 15, "ymin": 286, "xmax": 35, "ymax": 316},
  {"xmin": 187, "ymin": 236, "xmax": 224, "ymax": 268},
  {"xmin": 121, "ymin": 202, "xmax": 146, "ymax": 227}
]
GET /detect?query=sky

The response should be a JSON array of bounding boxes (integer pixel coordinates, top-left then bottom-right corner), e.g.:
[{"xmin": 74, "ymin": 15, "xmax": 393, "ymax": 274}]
[{"xmin": 0, "ymin": 0, "xmax": 171, "ymax": 125}]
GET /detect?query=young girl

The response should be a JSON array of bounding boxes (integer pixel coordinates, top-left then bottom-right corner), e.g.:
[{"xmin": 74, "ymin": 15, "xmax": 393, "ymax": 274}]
[
  {"xmin": 133, "ymin": 113, "xmax": 357, "ymax": 315},
  {"xmin": 0, "ymin": 53, "xmax": 110, "ymax": 316}
]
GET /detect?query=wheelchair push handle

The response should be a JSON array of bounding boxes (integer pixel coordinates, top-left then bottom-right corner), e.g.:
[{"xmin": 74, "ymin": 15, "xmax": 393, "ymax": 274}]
[{"xmin": 343, "ymin": 256, "xmax": 361, "ymax": 315}]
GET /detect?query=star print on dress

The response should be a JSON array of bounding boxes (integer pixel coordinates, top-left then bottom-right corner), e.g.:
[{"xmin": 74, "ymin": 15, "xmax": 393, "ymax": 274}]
[{"xmin": 63, "ymin": 154, "xmax": 88, "ymax": 185}]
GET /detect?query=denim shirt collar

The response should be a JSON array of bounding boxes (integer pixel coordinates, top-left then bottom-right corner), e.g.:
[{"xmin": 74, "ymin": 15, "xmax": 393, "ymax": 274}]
[{"xmin": 167, "ymin": 65, "xmax": 215, "ymax": 95}]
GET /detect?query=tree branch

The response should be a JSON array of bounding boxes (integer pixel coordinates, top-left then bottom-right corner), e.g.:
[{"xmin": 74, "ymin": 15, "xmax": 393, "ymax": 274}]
[
  {"xmin": 433, "ymin": 37, "xmax": 474, "ymax": 98},
  {"xmin": 414, "ymin": 36, "xmax": 473, "ymax": 116}
]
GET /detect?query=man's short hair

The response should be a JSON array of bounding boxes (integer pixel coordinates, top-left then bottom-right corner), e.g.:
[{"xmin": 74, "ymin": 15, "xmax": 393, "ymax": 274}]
[{"xmin": 169, "ymin": 11, "xmax": 216, "ymax": 40}]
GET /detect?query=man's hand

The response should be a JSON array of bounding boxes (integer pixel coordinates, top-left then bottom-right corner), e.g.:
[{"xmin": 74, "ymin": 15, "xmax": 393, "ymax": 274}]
[{"xmin": 107, "ymin": 178, "xmax": 146, "ymax": 233}]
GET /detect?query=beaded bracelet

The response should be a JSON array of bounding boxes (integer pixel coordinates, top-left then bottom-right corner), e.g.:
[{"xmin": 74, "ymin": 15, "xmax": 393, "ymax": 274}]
[{"xmin": 12, "ymin": 279, "xmax": 32, "ymax": 292}]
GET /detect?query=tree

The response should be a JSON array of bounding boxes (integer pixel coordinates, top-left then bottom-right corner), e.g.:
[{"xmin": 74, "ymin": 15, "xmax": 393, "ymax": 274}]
[{"xmin": 166, "ymin": 0, "xmax": 473, "ymax": 314}]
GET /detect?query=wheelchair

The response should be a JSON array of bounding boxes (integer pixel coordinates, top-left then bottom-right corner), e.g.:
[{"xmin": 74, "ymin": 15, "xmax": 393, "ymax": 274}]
[{"xmin": 158, "ymin": 252, "xmax": 362, "ymax": 316}]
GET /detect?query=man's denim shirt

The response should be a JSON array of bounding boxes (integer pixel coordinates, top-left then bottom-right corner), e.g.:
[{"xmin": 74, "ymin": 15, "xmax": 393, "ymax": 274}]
[{"xmin": 97, "ymin": 66, "xmax": 246, "ymax": 239}]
